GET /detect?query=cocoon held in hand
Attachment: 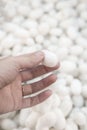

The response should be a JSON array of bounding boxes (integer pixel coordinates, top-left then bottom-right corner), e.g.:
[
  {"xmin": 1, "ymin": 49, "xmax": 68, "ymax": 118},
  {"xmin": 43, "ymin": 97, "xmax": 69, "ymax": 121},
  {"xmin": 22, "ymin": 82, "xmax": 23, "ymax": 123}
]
[{"xmin": 42, "ymin": 50, "xmax": 58, "ymax": 67}]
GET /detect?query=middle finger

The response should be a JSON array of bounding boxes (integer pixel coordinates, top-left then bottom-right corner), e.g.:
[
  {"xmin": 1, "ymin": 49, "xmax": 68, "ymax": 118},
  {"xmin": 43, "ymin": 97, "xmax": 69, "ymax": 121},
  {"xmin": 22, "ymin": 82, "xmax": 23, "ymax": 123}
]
[
  {"xmin": 20, "ymin": 64, "xmax": 59, "ymax": 82},
  {"xmin": 22, "ymin": 74, "xmax": 57, "ymax": 96}
]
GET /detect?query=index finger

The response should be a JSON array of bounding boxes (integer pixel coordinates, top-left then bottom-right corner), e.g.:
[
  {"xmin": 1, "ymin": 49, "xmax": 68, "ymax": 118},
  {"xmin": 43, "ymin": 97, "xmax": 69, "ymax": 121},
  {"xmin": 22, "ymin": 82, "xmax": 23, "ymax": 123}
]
[{"xmin": 15, "ymin": 51, "xmax": 44, "ymax": 69}]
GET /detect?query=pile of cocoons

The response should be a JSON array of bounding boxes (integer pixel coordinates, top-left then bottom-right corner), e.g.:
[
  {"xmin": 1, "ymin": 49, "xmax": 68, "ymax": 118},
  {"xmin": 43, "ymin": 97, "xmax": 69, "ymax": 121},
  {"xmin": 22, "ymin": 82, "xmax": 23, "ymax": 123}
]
[{"xmin": 0, "ymin": 0, "xmax": 87, "ymax": 130}]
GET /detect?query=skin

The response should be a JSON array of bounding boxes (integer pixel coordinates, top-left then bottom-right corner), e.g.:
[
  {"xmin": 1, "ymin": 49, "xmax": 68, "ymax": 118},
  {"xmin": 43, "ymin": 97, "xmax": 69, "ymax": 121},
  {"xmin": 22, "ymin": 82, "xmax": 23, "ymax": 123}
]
[{"xmin": 0, "ymin": 51, "xmax": 59, "ymax": 114}]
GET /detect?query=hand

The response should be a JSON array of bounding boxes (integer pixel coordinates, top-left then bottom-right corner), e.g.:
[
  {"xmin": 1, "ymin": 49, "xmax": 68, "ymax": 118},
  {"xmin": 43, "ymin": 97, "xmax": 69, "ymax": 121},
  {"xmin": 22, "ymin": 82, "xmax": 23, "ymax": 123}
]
[{"xmin": 0, "ymin": 51, "xmax": 59, "ymax": 114}]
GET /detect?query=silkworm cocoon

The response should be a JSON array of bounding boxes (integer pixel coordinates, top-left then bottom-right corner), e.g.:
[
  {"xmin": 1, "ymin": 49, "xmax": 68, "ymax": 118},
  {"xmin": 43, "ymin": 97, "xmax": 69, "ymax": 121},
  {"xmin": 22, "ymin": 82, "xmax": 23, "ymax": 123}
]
[
  {"xmin": 55, "ymin": 47, "xmax": 68, "ymax": 60},
  {"xmin": 67, "ymin": 55, "xmax": 78, "ymax": 63},
  {"xmin": 66, "ymin": 119, "xmax": 78, "ymax": 130},
  {"xmin": 42, "ymin": 50, "xmax": 58, "ymax": 67},
  {"xmin": 58, "ymin": 36, "xmax": 73, "ymax": 47},
  {"xmin": 22, "ymin": 20, "xmax": 38, "ymax": 29},
  {"xmin": 70, "ymin": 45, "xmax": 83, "ymax": 56},
  {"xmin": 76, "ymin": 37, "xmax": 87, "ymax": 49},
  {"xmin": 12, "ymin": 15, "xmax": 24, "ymax": 24},
  {"xmin": 79, "ymin": 74, "xmax": 87, "ymax": 83},
  {"xmin": 0, "ymin": 30, "xmax": 6, "ymax": 41},
  {"xmin": 1, "ymin": 35, "xmax": 15, "ymax": 49},
  {"xmin": 80, "ymin": 124, "xmax": 87, "ymax": 130},
  {"xmin": 77, "ymin": 3, "xmax": 87, "ymax": 12},
  {"xmin": 81, "ymin": 50, "xmax": 87, "ymax": 61},
  {"xmin": 38, "ymin": 22, "xmax": 50, "ymax": 35},
  {"xmin": 43, "ymin": 40, "xmax": 51, "ymax": 48},
  {"xmin": 81, "ymin": 107, "xmax": 87, "ymax": 116},
  {"xmin": 70, "ymin": 79, "xmax": 82, "ymax": 95},
  {"xmin": 21, "ymin": 46, "xmax": 37, "ymax": 54},
  {"xmin": 26, "ymin": 38, "xmax": 35, "ymax": 46},
  {"xmin": 36, "ymin": 112, "xmax": 56, "ymax": 130},
  {"xmin": 65, "ymin": 123, "xmax": 78, "ymax": 130},
  {"xmin": 65, "ymin": 75, "xmax": 73, "ymax": 85},
  {"xmin": 17, "ymin": 5, "xmax": 30, "ymax": 16},
  {"xmin": 13, "ymin": 114, "xmax": 19, "ymax": 126},
  {"xmin": 32, "ymin": 102, "xmax": 51, "ymax": 114},
  {"xmin": 50, "ymin": 36, "xmax": 58, "ymax": 44},
  {"xmin": 1, "ymin": 0, "xmax": 87, "ymax": 129},
  {"xmin": 81, "ymin": 10, "xmax": 87, "ymax": 21},
  {"xmin": 82, "ymin": 85, "xmax": 87, "ymax": 99},
  {"xmin": 54, "ymin": 109, "xmax": 66, "ymax": 130},
  {"xmin": 3, "ymin": 23, "xmax": 20, "ymax": 33},
  {"xmin": 72, "ymin": 95, "xmax": 84, "ymax": 107},
  {"xmin": 0, "ymin": 111, "xmax": 16, "ymax": 119},
  {"xmin": 47, "ymin": 45, "xmax": 58, "ymax": 53},
  {"xmin": 81, "ymin": 28, "xmax": 87, "ymax": 38},
  {"xmin": 2, "ymin": 49, "xmax": 12, "ymax": 56},
  {"xmin": 60, "ymin": 96, "xmax": 73, "ymax": 117},
  {"xmin": 25, "ymin": 112, "xmax": 40, "ymax": 129},
  {"xmin": 30, "ymin": 0, "xmax": 41, "ymax": 8},
  {"xmin": 32, "ymin": 93, "xmax": 58, "ymax": 114},
  {"xmin": 46, "ymin": 17, "xmax": 57, "ymax": 28},
  {"xmin": 22, "ymin": 128, "xmax": 31, "ymax": 130},
  {"xmin": 53, "ymin": 80, "xmax": 69, "ymax": 97},
  {"xmin": 1, "ymin": 119, "xmax": 17, "ymax": 130},
  {"xmin": 14, "ymin": 28, "xmax": 29, "ymax": 38},
  {"xmin": 50, "ymin": 28, "xmax": 63, "ymax": 37},
  {"xmin": 70, "ymin": 108, "xmax": 80, "ymax": 119},
  {"xmin": 67, "ymin": 118, "xmax": 78, "ymax": 130},
  {"xmin": 19, "ymin": 109, "xmax": 30, "ymax": 126},
  {"xmin": 29, "ymin": 28, "xmax": 38, "ymax": 37},
  {"xmin": 66, "ymin": 27, "xmax": 80, "ymax": 40},
  {"xmin": 29, "ymin": 9, "xmax": 43, "ymax": 19},
  {"xmin": 61, "ymin": 60, "xmax": 77, "ymax": 74},
  {"xmin": 35, "ymin": 35, "xmax": 44, "ymax": 43},
  {"xmin": 37, "ymin": 127, "xmax": 49, "ymax": 130},
  {"xmin": 73, "ymin": 111, "xmax": 86, "ymax": 126},
  {"xmin": 12, "ymin": 45, "xmax": 22, "ymax": 55},
  {"xmin": 78, "ymin": 61, "xmax": 87, "ymax": 74},
  {"xmin": 51, "ymin": 94, "xmax": 61, "ymax": 109}
]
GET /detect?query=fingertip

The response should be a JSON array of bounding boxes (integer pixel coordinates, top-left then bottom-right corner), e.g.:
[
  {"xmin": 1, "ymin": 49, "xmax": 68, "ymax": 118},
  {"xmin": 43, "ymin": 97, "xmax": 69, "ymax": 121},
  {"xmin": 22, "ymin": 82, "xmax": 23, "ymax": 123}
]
[
  {"xmin": 39, "ymin": 90, "xmax": 52, "ymax": 103},
  {"xmin": 50, "ymin": 74, "xmax": 58, "ymax": 82},
  {"xmin": 44, "ymin": 90, "xmax": 52, "ymax": 96},
  {"xmin": 54, "ymin": 62, "xmax": 60, "ymax": 69}
]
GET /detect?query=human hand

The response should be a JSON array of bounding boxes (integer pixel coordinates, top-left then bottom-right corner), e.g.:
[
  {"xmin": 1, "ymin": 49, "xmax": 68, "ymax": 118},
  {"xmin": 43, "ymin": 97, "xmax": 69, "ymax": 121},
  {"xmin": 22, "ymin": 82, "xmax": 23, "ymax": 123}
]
[{"xmin": 0, "ymin": 51, "xmax": 59, "ymax": 114}]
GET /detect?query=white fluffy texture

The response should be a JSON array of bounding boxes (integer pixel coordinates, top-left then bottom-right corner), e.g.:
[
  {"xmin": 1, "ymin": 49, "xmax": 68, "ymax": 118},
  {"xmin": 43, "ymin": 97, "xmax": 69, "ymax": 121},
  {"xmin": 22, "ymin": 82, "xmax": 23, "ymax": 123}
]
[
  {"xmin": 32, "ymin": 93, "xmax": 60, "ymax": 114},
  {"xmin": 54, "ymin": 109, "xmax": 66, "ymax": 130},
  {"xmin": 1, "ymin": 119, "xmax": 17, "ymax": 130},
  {"xmin": 82, "ymin": 85, "xmax": 87, "ymax": 98},
  {"xmin": 19, "ymin": 109, "xmax": 30, "ymax": 126},
  {"xmin": 36, "ymin": 112, "xmax": 56, "ymax": 130},
  {"xmin": 60, "ymin": 96, "xmax": 73, "ymax": 117},
  {"xmin": 72, "ymin": 95, "xmax": 84, "ymax": 107},
  {"xmin": 0, "ymin": 0, "xmax": 87, "ymax": 130},
  {"xmin": 73, "ymin": 111, "xmax": 86, "ymax": 126},
  {"xmin": 70, "ymin": 79, "xmax": 82, "ymax": 95},
  {"xmin": 61, "ymin": 60, "xmax": 77, "ymax": 75},
  {"xmin": 65, "ymin": 119, "xmax": 78, "ymax": 130},
  {"xmin": 25, "ymin": 111, "xmax": 40, "ymax": 129},
  {"xmin": 42, "ymin": 50, "xmax": 58, "ymax": 67}
]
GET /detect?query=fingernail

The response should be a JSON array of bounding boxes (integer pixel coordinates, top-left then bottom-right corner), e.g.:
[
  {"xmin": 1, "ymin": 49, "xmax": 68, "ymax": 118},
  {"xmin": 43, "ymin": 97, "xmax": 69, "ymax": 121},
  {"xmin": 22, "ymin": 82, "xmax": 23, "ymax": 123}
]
[{"xmin": 35, "ymin": 51, "xmax": 44, "ymax": 57}]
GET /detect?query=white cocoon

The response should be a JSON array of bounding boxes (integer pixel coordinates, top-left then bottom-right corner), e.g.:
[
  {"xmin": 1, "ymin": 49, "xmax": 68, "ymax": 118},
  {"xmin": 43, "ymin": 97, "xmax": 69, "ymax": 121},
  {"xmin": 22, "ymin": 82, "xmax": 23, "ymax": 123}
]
[{"xmin": 42, "ymin": 50, "xmax": 58, "ymax": 67}]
